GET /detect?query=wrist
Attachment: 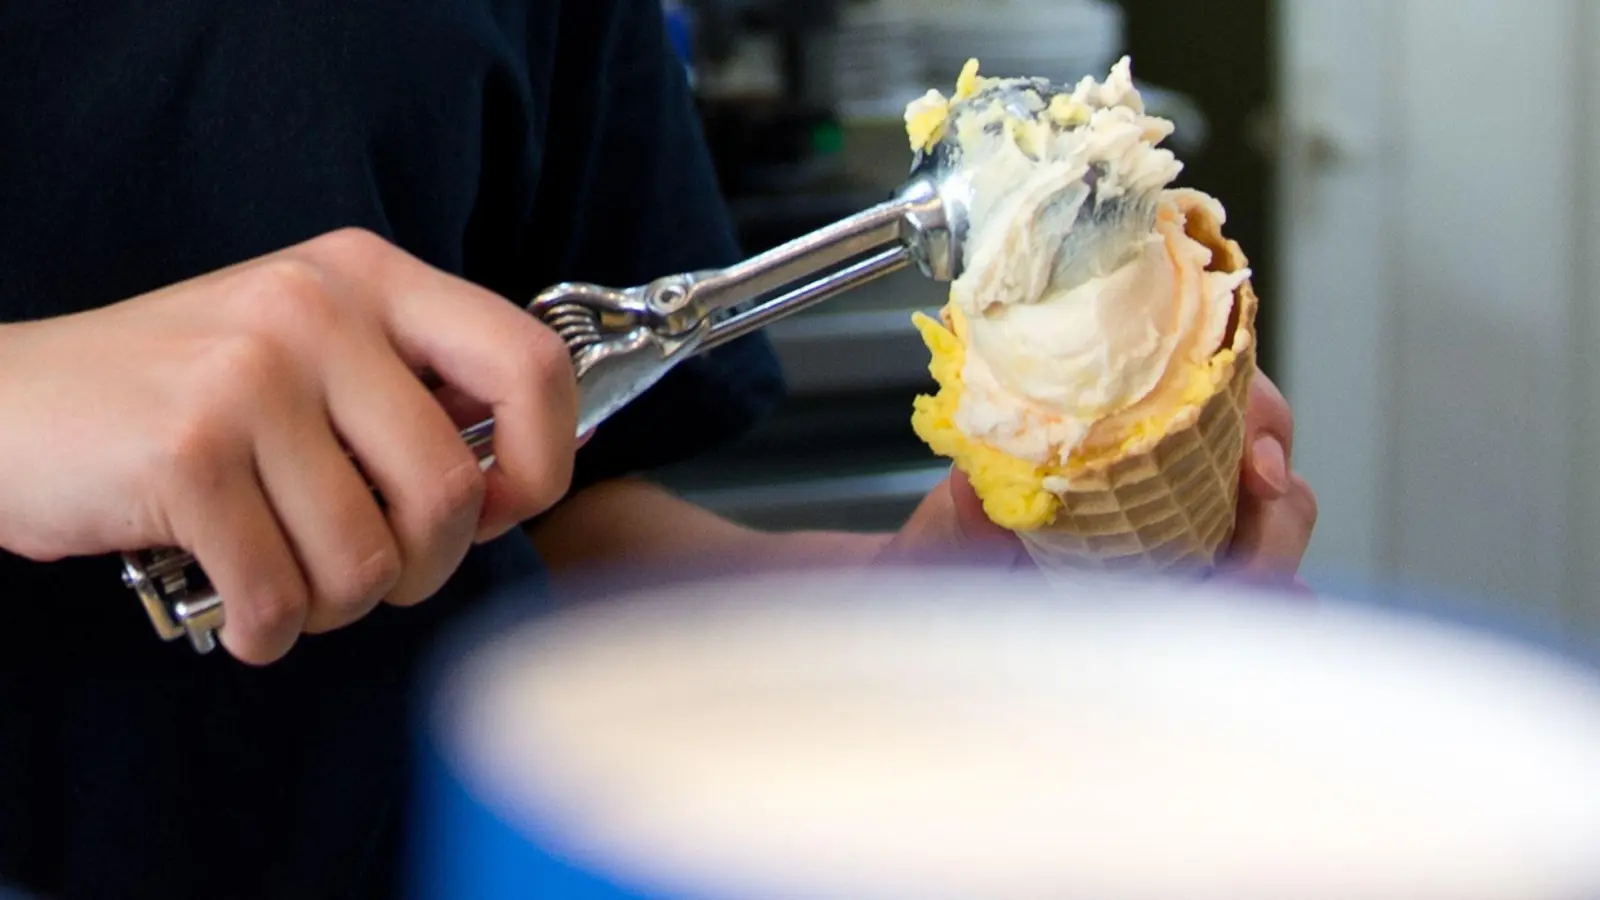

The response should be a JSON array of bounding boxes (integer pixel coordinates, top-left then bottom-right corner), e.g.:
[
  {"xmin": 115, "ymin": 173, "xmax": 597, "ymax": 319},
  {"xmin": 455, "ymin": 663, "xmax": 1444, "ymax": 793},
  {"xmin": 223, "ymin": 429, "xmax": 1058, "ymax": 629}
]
[{"xmin": 746, "ymin": 529, "xmax": 895, "ymax": 571}]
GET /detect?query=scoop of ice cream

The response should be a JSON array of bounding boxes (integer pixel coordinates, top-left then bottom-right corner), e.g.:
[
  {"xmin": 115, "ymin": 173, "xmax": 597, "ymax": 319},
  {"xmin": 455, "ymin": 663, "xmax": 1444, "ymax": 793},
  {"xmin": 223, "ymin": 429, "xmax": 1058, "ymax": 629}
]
[
  {"xmin": 913, "ymin": 191, "xmax": 1252, "ymax": 531},
  {"xmin": 912, "ymin": 58, "xmax": 1248, "ymax": 468},
  {"xmin": 908, "ymin": 58, "xmax": 1253, "ymax": 530},
  {"xmin": 958, "ymin": 192, "xmax": 1247, "ymax": 464}
]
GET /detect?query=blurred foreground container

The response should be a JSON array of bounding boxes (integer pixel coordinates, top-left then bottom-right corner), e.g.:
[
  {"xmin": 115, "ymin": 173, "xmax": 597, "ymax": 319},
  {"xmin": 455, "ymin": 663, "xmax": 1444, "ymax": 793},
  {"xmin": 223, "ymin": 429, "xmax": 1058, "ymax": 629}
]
[{"xmin": 407, "ymin": 569, "xmax": 1600, "ymax": 900}]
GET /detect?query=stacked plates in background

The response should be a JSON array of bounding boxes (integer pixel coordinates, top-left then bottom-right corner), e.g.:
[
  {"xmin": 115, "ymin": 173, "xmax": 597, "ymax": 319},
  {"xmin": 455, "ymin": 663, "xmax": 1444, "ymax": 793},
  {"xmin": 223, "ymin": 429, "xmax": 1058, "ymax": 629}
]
[
  {"xmin": 843, "ymin": 0, "xmax": 1208, "ymax": 156},
  {"xmin": 832, "ymin": 0, "xmax": 926, "ymax": 122},
  {"xmin": 912, "ymin": 0, "xmax": 1125, "ymax": 87},
  {"xmin": 832, "ymin": 0, "xmax": 1126, "ymax": 123}
]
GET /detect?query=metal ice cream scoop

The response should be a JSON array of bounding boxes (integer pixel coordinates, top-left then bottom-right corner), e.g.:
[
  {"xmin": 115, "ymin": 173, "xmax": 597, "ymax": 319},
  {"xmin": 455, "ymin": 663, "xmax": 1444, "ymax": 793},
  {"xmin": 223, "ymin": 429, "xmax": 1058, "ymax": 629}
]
[{"xmin": 121, "ymin": 79, "xmax": 1145, "ymax": 655}]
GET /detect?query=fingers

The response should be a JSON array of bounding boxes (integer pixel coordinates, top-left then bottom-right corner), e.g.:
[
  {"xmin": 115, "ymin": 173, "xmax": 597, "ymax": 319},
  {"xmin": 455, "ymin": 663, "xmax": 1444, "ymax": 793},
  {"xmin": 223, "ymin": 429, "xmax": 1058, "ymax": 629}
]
[
  {"xmin": 949, "ymin": 468, "xmax": 1024, "ymax": 549},
  {"xmin": 252, "ymin": 396, "xmax": 401, "ymax": 634},
  {"xmin": 1229, "ymin": 370, "xmax": 1318, "ymax": 579},
  {"xmin": 322, "ymin": 337, "xmax": 486, "ymax": 608},
  {"xmin": 880, "ymin": 469, "xmax": 1028, "ymax": 568},
  {"xmin": 1241, "ymin": 373, "xmax": 1296, "ymax": 502},
  {"xmin": 1243, "ymin": 433, "xmax": 1290, "ymax": 500},
  {"xmin": 1245, "ymin": 373, "xmax": 1295, "ymax": 456},
  {"xmin": 159, "ymin": 231, "xmax": 584, "ymax": 661},
  {"xmin": 172, "ymin": 465, "xmax": 309, "ymax": 667},
  {"xmin": 875, "ymin": 478, "xmax": 958, "ymax": 565},
  {"xmin": 62, "ymin": 228, "xmax": 589, "ymax": 669},
  {"xmin": 431, "ymin": 383, "xmax": 493, "ymax": 430},
  {"xmin": 887, "ymin": 375, "xmax": 1312, "ymax": 582},
  {"xmin": 149, "ymin": 333, "xmax": 316, "ymax": 664},
  {"xmin": 355, "ymin": 242, "xmax": 579, "ymax": 539},
  {"xmin": 1225, "ymin": 472, "xmax": 1318, "ymax": 578}
]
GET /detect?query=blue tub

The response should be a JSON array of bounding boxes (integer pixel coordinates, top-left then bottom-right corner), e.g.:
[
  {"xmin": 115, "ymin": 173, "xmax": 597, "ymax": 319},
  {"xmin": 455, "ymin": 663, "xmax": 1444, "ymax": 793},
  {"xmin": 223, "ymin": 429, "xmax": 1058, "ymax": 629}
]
[{"xmin": 406, "ymin": 568, "xmax": 1600, "ymax": 900}]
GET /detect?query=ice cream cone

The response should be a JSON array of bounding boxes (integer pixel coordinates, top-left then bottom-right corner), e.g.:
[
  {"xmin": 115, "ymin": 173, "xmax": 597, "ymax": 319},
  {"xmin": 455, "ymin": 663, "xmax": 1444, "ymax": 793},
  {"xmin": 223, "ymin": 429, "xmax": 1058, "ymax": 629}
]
[
  {"xmin": 1019, "ymin": 216, "xmax": 1257, "ymax": 576},
  {"xmin": 905, "ymin": 57, "xmax": 1260, "ymax": 577}
]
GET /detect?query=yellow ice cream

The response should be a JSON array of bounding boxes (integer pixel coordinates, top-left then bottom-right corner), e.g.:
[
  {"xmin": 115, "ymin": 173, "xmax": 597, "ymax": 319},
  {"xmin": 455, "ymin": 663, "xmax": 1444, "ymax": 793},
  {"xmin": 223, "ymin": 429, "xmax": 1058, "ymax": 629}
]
[{"xmin": 910, "ymin": 58, "xmax": 1251, "ymax": 531}]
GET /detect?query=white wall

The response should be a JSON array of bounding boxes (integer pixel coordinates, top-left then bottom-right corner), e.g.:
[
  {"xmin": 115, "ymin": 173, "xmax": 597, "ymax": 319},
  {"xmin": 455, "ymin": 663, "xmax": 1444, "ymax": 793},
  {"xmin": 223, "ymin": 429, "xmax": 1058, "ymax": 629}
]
[
  {"xmin": 1571, "ymin": 0, "xmax": 1600, "ymax": 646},
  {"xmin": 1277, "ymin": 0, "xmax": 1395, "ymax": 582},
  {"xmin": 1280, "ymin": 0, "xmax": 1599, "ymax": 646}
]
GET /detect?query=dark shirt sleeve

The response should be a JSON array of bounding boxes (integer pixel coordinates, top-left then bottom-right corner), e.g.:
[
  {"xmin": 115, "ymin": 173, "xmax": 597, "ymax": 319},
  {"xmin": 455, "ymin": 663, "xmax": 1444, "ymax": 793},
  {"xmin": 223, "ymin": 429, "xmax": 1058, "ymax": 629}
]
[{"xmin": 531, "ymin": 0, "xmax": 787, "ymax": 492}]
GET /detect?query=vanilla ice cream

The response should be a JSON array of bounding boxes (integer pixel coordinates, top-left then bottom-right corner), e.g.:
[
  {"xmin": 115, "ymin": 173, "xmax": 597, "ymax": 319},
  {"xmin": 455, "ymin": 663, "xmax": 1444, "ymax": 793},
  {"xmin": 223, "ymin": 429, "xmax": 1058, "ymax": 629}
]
[{"xmin": 909, "ymin": 59, "xmax": 1256, "ymax": 535}]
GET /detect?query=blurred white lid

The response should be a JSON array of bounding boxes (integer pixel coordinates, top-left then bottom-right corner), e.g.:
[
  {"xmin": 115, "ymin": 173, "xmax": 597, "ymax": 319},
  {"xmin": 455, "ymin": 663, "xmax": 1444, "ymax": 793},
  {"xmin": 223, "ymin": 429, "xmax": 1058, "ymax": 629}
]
[{"xmin": 443, "ymin": 569, "xmax": 1600, "ymax": 900}]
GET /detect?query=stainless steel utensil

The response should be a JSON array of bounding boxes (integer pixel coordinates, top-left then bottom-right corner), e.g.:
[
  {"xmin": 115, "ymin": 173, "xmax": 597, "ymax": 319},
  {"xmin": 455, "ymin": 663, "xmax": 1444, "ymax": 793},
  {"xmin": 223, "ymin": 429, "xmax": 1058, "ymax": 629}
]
[
  {"xmin": 122, "ymin": 76, "xmax": 1141, "ymax": 654},
  {"xmin": 121, "ymin": 141, "xmax": 973, "ymax": 653}
]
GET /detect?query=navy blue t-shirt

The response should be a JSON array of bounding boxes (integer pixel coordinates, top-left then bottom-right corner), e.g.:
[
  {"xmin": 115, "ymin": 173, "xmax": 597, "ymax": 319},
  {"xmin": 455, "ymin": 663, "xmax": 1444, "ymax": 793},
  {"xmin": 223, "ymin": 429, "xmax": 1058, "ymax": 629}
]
[{"xmin": 0, "ymin": 1, "xmax": 784, "ymax": 896}]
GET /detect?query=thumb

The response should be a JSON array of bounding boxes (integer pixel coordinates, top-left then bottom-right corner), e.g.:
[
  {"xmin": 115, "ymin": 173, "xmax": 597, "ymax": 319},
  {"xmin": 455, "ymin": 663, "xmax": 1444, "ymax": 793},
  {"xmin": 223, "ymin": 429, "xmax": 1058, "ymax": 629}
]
[
  {"xmin": 946, "ymin": 468, "xmax": 1019, "ymax": 546},
  {"xmin": 879, "ymin": 468, "xmax": 1025, "ymax": 567}
]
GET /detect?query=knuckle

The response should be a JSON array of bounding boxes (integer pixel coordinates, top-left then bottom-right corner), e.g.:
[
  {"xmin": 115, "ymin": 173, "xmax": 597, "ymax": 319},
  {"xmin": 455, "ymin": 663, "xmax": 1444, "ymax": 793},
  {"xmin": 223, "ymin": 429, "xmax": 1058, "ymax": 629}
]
[
  {"xmin": 237, "ymin": 258, "xmax": 344, "ymax": 337},
  {"xmin": 503, "ymin": 324, "xmax": 578, "ymax": 514},
  {"xmin": 1255, "ymin": 371, "xmax": 1287, "ymax": 404},
  {"xmin": 230, "ymin": 640, "xmax": 292, "ymax": 668},
  {"xmin": 247, "ymin": 586, "xmax": 306, "ymax": 635},
  {"xmin": 1302, "ymin": 494, "xmax": 1320, "ymax": 530},
  {"xmin": 157, "ymin": 406, "xmax": 239, "ymax": 494},
  {"xmin": 226, "ymin": 587, "xmax": 307, "ymax": 665},
  {"xmin": 420, "ymin": 455, "xmax": 488, "ymax": 533},
  {"xmin": 525, "ymin": 451, "xmax": 575, "ymax": 516},
  {"xmin": 321, "ymin": 543, "xmax": 403, "ymax": 611},
  {"xmin": 1250, "ymin": 377, "xmax": 1293, "ymax": 431},
  {"xmin": 386, "ymin": 460, "xmax": 483, "ymax": 608},
  {"xmin": 228, "ymin": 644, "xmax": 283, "ymax": 668},
  {"xmin": 158, "ymin": 335, "xmax": 306, "ymax": 496},
  {"xmin": 198, "ymin": 332, "xmax": 293, "ymax": 391},
  {"xmin": 514, "ymin": 319, "xmax": 579, "ymax": 393},
  {"xmin": 242, "ymin": 257, "xmax": 327, "ymax": 307},
  {"xmin": 309, "ymin": 227, "xmax": 395, "ymax": 270},
  {"xmin": 1292, "ymin": 476, "xmax": 1319, "ymax": 526},
  {"xmin": 529, "ymin": 463, "xmax": 575, "ymax": 516}
]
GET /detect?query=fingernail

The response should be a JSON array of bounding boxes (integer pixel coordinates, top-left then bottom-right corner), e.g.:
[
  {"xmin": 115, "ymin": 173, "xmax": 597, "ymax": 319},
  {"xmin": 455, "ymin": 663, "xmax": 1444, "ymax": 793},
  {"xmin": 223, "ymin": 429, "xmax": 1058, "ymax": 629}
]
[{"xmin": 1252, "ymin": 436, "xmax": 1290, "ymax": 497}]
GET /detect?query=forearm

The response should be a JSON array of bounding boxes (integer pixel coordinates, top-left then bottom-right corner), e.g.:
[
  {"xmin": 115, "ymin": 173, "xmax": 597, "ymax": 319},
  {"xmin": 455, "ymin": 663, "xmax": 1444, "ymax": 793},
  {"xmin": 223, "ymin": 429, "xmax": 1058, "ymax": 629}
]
[{"xmin": 526, "ymin": 477, "xmax": 893, "ymax": 577}]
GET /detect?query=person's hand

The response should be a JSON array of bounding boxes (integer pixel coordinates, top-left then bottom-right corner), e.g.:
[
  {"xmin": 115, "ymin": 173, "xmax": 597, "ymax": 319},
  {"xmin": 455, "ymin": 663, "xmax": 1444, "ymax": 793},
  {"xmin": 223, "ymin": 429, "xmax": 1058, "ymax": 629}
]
[
  {"xmin": 0, "ymin": 228, "xmax": 578, "ymax": 663},
  {"xmin": 882, "ymin": 372, "xmax": 1318, "ymax": 585},
  {"xmin": 1224, "ymin": 373, "xmax": 1319, "ymax": 582}
]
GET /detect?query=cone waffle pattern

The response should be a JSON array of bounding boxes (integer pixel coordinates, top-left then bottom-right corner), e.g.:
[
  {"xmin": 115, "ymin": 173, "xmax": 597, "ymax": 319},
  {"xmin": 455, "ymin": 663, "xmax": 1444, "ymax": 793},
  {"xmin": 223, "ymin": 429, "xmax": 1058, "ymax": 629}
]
[{"xmin": 1021, "ymin": 229, "xmax": 1258, "ymax": 576}]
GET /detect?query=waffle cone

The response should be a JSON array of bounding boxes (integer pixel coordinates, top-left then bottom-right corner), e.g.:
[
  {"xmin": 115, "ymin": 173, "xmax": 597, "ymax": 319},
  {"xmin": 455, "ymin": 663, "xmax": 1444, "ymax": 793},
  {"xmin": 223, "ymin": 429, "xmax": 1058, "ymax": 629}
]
[{"xmin": 1021, "ymin": 213, "xmax": 1259, "ymax": 577}]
